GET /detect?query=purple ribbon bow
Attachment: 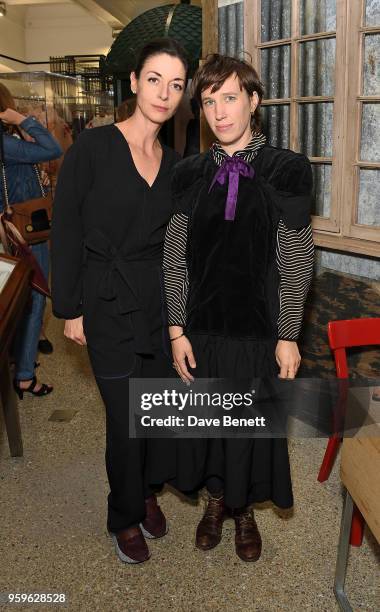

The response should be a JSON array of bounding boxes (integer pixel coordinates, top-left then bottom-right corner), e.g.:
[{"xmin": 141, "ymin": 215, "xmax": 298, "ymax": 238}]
[{"xmin": 208, "ymin": 157, "xmax": 255, "ymax": 221}]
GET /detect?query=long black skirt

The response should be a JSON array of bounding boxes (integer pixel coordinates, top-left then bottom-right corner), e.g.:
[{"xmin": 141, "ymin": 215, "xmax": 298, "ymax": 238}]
[{"xmin": 158, "ymin": 334, "xmax": 294, "ymax": 510}]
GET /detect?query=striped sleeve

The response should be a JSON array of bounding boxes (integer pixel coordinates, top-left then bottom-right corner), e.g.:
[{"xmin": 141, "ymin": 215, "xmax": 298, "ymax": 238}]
[
  {"xmin": 276, "ymin": 220, "xmax": 314, "ymax": 341},
  {"xmin": 163, "ymin": 213, "xmax": 189, "ymax": 326}
]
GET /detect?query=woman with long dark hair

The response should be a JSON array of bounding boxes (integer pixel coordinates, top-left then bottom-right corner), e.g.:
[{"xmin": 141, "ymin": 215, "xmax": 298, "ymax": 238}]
[
  {"xmin": 51, "ymin": 39, "xmax": 188, "ymax": 564},
  {"xmin": 163, "ymin": 54, "xmax": 314, "ymax": 562}
]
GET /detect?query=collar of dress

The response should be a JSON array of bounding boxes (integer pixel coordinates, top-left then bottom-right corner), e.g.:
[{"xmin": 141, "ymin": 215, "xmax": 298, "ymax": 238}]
[{"xmin": 209, "ymin": 132, "xmax": 267, "ymax": 221}]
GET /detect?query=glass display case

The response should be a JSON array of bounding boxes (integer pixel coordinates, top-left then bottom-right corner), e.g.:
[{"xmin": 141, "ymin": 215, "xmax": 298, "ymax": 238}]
[{"xmin": 0, "ymin": 71, "xmax": 114, "ymax": 189}]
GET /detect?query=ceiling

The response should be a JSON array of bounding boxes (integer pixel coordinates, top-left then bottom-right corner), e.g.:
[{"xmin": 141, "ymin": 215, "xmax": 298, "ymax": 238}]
[{"xmin": 5, "ymin": 0, "xmax": 202, "ymax": 28}]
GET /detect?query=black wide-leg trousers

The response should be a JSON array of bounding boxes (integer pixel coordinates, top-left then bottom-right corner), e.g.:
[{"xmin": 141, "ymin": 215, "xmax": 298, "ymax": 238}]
[{"xmin": 94, "ymin": 351, "xmax": 174, "ymax": 533}]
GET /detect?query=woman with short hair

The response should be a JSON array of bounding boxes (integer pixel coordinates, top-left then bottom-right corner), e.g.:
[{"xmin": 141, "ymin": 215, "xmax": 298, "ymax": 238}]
[{"xmin": 164, "ymin": 53, "xmax": 314, "ymax": 562}]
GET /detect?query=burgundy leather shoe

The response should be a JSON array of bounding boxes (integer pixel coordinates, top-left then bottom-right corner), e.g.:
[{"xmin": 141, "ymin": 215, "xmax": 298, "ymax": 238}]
[
  {"xmin": 234, "ymin": 506, "xmax": 262, "ymax": 562},
  {"xmin": 110, "ymin": 526, "xmax": 150, "ymax": 564},
  {"xmin": 140, "ymin": 495, "xmax": 168, "ymax": 539},
  {"xmin": 195, "ymin": 494, "xmax": 226, "ymax": 551}
]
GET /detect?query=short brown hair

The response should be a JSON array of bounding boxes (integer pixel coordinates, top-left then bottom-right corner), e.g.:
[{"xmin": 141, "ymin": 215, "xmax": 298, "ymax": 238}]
[{"xmin": 191, "ymin": 54, "xmax": 264, "ymax": 133}]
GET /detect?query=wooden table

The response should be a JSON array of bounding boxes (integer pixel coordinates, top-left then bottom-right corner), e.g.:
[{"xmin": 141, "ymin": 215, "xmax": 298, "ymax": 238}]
[
  {"xmin": 0, "ymin": 254, "xmax": 32, "ymax": 457},
  {"xmin": 334, "ymin": 434, "xmax": 380, "ymax": 610}
]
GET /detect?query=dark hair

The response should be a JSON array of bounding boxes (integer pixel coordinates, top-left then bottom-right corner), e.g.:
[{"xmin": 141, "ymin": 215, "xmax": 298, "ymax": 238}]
[
  {"xmin": 134, "ymin": 38, "xmax": 189, "ymax": 80},
  {"xmin": 191, "ymin": 54, "xmax": 264, "ymax": 133}
]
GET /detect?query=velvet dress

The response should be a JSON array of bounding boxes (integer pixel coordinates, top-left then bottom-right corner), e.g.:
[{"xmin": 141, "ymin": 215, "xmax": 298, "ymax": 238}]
[{"xmin": 163, "ymin": 140, "xmax": 314, "ymax": 509}]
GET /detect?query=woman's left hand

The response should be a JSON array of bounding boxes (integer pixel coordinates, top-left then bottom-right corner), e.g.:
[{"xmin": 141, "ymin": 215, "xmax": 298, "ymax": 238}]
[{"xmin": 275, "ymin": 340, "xmax": 301, "ymax": 379}]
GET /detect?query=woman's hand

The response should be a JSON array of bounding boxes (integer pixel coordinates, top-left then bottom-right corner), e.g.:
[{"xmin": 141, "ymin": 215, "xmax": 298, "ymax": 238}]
[
  {"xmin": 0, "ymin": 108, "xmax": 26, "ymax": 126},
  {"xmin": 64, "ymin": 316, "xmax": 87, "ymax": 346},
  {"xmin": 20, "ymin": 130, "xmax": 35, "ymax": 143},
  {"xmin": 170, "ymin": 328, "xmax": 196, "ymax": 383},
  {"xmin": 275, "ymin": 340, "xmax": 301, "ymax": 379}
]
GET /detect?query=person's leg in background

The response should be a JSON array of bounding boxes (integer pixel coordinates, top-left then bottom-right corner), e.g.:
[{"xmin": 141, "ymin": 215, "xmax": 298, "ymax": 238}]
[{"xmin": 13, "ymin": 241, "xmax": 53, "ymax": 397}]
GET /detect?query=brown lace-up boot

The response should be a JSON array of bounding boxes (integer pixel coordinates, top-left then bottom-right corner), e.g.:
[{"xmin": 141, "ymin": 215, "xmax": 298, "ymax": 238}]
[
  {"xmin": 234, "ymin": 506, "xmax": 262, "ymax": 562},
  {"xmin": 195, "ymin": 494, "xmax": 226, "ymax": 551}
]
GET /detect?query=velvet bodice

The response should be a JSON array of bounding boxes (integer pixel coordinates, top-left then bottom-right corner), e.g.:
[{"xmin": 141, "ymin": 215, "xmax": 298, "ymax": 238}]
[{"xmin": 171, "ymin": 145, "xmax": 313, "ymax": 340}]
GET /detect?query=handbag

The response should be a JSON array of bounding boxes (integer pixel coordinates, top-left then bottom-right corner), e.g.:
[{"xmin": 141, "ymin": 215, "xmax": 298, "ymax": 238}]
[
  {"xmin": 0, "ymin": 121, "xmax": 52, "ymax": 245},
  {"xmin": 0, "ymin": 216, "xmax": 50, "ymax": 297},
  {"xmin": 0, "ymin": 122, "xmax": 50, "ymax": 298}
]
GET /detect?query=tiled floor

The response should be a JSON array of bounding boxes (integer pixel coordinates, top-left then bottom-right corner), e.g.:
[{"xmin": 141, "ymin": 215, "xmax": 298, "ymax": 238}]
[{"xmin": 1, "ymin": 291, "xmax": 379, "ymax": 612}]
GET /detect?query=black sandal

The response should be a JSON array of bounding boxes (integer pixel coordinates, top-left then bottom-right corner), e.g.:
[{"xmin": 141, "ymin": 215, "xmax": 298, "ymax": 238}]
[{"xmin": 13, "ymin": 376, "xmax": 53, "ymax": 400}]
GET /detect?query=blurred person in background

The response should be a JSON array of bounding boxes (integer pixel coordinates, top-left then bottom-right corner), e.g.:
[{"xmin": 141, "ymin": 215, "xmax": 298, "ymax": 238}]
[{"xmin": 0, "ymin": 83, "xmax": 62, "ymax": 398}]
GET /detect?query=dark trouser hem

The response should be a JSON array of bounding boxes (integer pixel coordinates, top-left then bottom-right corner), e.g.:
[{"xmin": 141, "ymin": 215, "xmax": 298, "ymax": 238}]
[
  {"xmin": 92, "ymin": 351, "xmax": 174, "ymax": 533},
  {"xmin": 108, "ymin": 523, "xmax": 140, "ymax": 534},
  {"xmin": 106, "ymin": 483, "xmax": 155, "ymax": 533}
]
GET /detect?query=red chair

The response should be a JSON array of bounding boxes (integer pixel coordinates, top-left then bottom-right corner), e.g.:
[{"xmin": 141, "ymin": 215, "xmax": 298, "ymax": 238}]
[{"xmin": 317, "ymin": 317, "xmax": 380, "ymax": 546}]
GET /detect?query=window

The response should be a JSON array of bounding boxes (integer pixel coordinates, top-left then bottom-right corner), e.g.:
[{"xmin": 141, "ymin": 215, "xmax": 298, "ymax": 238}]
[
  {"xmin": 341, "ymin": 0, "xmax": 380, "ymax": 251},
  {"xmin": 210, "ymin": 1, "xmax": 380, "ymax": 256}
]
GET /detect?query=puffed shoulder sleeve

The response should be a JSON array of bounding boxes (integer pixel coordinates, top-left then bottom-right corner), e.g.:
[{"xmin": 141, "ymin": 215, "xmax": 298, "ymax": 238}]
[
  {"xmin": 171, "ymin": 154, "xmax": 206, "ymax": 215},
  {"xmin": 266, "ymin": 152, "xmax": 313, "ymax": 229}
]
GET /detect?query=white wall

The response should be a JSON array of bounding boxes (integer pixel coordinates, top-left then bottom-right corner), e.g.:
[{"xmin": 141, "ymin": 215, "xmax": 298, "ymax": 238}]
[
  {"xmin": 0, "ymin": 6, "xmax": 27, "ymax": 71},
  {"xmin": 25, "ymin": 3, "xmax": 113, "ymax": 70},
  {"xmin": 0, "ymin": 3, "xmax": 114, "ymax": 73}
]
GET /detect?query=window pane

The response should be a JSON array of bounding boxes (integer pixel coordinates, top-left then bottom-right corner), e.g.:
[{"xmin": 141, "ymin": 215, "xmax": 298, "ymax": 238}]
[
  {"xmin": 358, "ymin": 169, "xmax": 380, "ymax": 226},
  {"xmin": 365, "ymin": 0, "xmax": 380, "ymax": 26},
  {"xmin": 299, "ymin": 38, "xmax": 336, "ymax": 96},
  {"xmin": 311, "ymin": 164, "xmax": 331, "ymax": 217},
  {"xmin": 299, "ymin": 103, "xmax": 334, "ymax": 157},
  {"xmin": 360, "ymin": 103, "xmax": 380, "ymax": 161},
  {"xmin": 218, "ymin": 1, "xmax": 244, "ymax": 57},
  {"xmin": 261, "ymin": 45, "xmax": 291, "ymax": 99},
  {"xmin": 261, "ymin": 0, "xmax": 291, "ymax": 43},
  {"xmin": 261, "ymin": 104, "xmax": 290, "ymax": 148},
  {"xmin": 300, "ymin": 0, "xmax": 336, "ymax": 35},
  {"xmin": 363, "ymin": 34, "xmax": 380, "ymax": 95}
]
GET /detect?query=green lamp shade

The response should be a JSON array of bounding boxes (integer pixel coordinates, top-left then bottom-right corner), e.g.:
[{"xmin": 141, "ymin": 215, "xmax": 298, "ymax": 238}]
[{"xmin": 102, "ymin": 3, "xmax": 202, "ymax": 79}]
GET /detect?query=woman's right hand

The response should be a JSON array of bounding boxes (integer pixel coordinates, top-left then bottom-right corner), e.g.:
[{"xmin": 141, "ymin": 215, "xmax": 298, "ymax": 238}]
[
  {"xmin": 0, "ymin": 108, "xmax": 26, "ymax": 126},
  {"xmin": 172, "ymin": 335, "xmax": 196, "ymax": 384},
  {"xmin": 64, "ymin": 316, "xmax": 87, "ymax": 346}
]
